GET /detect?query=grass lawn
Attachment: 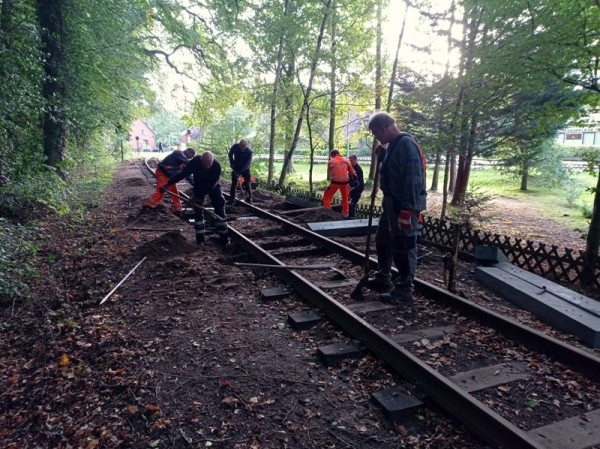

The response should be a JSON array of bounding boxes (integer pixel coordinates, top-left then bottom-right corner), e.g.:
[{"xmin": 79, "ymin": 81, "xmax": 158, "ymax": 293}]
[
  {"xmin": 467, "ymin": 169, "xmax": 596, "ymax": 231},
  {"xmin": 257, "ymin": 161, "xmax": 597, "ymax": 232}
]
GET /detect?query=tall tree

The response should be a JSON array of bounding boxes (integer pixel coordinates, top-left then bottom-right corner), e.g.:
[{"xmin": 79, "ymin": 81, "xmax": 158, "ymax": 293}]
[
  {"xmin": 278, "ymin": 0, "xmax": 333, "ymax": 186},
  {"xmin": 37, "ymin": 0, "xmax": 68, "ymax": 176},
  {"xmin": 461, "ymin": 0, "xmax": 600, "ymax": 284},
  {"xmin": 368, "ymin": 0, "xmax": 383, "ymax": 180}
]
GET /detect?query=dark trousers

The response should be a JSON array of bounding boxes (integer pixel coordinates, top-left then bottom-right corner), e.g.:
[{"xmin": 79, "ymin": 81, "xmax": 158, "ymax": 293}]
[
  {"xmin": 194, "ymin": 185, "xmax": 227, "ymax": 244},
  {"xmin": 349, "ymin": 187, "xmax": 363, "ymax": 218},
  {"xmin": 229, "ymin": 170, "xmax": 252, "ymax": 201},
  {"xmin": 374, "ymin": 196, "xmax": 419, "ymax": 294}
]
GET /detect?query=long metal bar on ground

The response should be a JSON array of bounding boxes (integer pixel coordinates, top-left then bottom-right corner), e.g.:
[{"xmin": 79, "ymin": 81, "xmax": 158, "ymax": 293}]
[
  {"xmin": 237, "ymin": 202, "xmax": 600, "ymax": 380},
  {"xmin": 234, "ymin": 262, "xmax": 333, "ymax": 270},
  {"xmin": 99, "ymin": 256, "xmax": 147, "ymax": 305},
  {"xmin": 227, "ymin": 226, "xmax": 546, "ymax": 449}
]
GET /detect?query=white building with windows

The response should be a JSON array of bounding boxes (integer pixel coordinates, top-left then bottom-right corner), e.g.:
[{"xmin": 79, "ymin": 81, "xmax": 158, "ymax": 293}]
[{"xmin": 556, "ymin": 128, "xmax": 600, "ymax": 146}]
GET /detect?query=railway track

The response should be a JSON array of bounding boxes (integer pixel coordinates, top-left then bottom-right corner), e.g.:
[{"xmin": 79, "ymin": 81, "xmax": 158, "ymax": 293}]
[{"xmin": 143, "ymin": 157, "xmax": 600, "ymax": 449}]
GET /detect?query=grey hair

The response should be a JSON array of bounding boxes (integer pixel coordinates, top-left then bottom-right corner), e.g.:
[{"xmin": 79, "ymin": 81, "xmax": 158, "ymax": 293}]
[{"xmin": 368, "ymin": 111, "xmax": 396, "ymax": 131}]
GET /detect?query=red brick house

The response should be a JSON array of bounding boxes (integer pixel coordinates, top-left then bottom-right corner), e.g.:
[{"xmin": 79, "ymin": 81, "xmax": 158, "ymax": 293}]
[{"xmin": 129, "ymin": 120, "xmax": 156, "ymax": 152}]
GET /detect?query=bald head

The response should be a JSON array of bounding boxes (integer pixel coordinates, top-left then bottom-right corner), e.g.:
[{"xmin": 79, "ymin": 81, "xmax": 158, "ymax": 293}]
[
  {"xmin": 201, "ymin": 151, "xmax": 214, "ymax": 169},
  {"xmin": 239, "ymin": 139, "xmax": 249, "ymax": 151}
]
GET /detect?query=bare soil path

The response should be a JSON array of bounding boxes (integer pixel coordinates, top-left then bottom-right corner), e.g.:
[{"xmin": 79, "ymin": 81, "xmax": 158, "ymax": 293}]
[{"xmin": 0, "ymin": 161, "xmax": 597, "ymax": 449}]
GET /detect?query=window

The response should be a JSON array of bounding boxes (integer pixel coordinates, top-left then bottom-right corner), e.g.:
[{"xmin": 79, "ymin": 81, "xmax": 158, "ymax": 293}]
[{"xmin": 565, "ymin": 133, "xmax": 582, "ymax": 140}]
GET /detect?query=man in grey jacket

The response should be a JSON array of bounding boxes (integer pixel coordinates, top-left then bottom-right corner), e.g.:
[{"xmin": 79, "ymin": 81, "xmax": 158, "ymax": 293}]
[{"xmin": 367, "ymin": 112, "xmax": 426, "ymax": 304}]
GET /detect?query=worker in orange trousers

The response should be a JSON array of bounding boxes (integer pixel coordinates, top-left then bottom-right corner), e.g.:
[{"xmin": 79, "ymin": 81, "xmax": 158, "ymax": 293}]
[
  {"xmin": 322, "ymin": 149, "xmax": 357, "ymax": 218},
  {"xmin": 143, "ymin": 147, "xmax": 195, "ymax": 215}
]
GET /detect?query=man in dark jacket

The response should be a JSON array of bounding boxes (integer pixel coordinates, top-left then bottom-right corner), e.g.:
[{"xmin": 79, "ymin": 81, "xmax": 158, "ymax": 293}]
[
  {"xmin": 144, "ymin": 147, "xmax": 195, "ymax": 215},
  {"xmin": 162, "ymin": 151, "xmax": 228, "ymax": 246},
  {"xmin": 348, "ymin": 154, "xmax": 364, "ymax": 219},
  {"xmin": 367, "ymin": 112, "xmax": 426, "ymax": 305},
  {"xmin": 227, "ymin": 138, "xmax": 253, "ymax": 204}
]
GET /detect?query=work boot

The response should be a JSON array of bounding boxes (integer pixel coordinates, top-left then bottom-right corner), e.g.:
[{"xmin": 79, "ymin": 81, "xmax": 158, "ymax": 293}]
[
  {"xmin": 380, "ymin": 276, "xmax": 413, "ymax": 305},
  {"xmin": 366, "ymin": 277, "xmax": 393, "ymax": 293},
  {"xmin": 380, "ymin": 289, "xmax": 413, "ymax": 305},
  {"xmin": 219, "ymin": 235, "xmax": 229, "ymax": 247}
]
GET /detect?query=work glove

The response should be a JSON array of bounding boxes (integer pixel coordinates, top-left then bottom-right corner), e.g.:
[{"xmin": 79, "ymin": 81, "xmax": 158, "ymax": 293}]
[{"xmin": 397, "ymin": 209, "xmax": 413, "ymax": 231}]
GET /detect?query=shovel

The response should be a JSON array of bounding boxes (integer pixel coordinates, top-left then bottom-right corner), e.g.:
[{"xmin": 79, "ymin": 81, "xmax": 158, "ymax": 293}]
[{"xmin": 350, "ymin": 154, "xmax": 380, "ymax": 299}]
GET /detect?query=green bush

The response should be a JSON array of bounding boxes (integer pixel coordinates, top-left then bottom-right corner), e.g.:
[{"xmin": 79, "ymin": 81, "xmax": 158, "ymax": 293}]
[{"xmin": 0, "ymin": 219, "xmax": 38, "ymax": 303}]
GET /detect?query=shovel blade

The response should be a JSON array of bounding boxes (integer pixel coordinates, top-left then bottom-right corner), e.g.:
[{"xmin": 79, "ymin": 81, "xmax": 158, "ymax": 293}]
[{"xmin": 350, "ymin": 276, "xmax": 369, "ymax": 299}]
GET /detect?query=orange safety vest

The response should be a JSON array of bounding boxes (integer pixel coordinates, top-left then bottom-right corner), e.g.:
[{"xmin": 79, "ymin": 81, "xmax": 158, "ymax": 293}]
[{"xmin": 328, "ymin": 155, "xmax": 356, "ymax": 184}]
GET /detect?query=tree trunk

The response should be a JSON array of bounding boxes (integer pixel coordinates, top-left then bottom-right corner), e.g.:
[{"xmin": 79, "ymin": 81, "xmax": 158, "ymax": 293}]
[
  {"xmin": 452, "ymin": 115, "xmax": 477, "ymax": 205},
  {"xmin": 430, "ymin": 0, "xmax": 456, "ymax": 192},
  {"xmin": 450, "ymin": 11, "xmax": 481, "ymax": 205},
  {"xmin": 449, "ymin": 150, "xmax": 456, "ymax": 193},
  {"xmin": 282, "ymin": 60, "xmax": 296, "ymax": 175},
  {"xmin": 278, "ymin": 0, "xmax": 333, "ymax": 186},
  {"xmin": 385, "ymin": 0, "xmax": 409, "ymax": 112},
  {"xmin": 440, "ymin": 149, "xmax": 451, "ymax": 222},
  {"xmin": 446, "ymin": 223, "xmax": 461, "ymax": 293},
  {"xmin": 328, "ymin": 0, "xmax": 336, "ymax": 154},
  {"xmin": 582, "ymin": 170, "xmax": 600, "ymax": 286},
  {"xmin": 520, "ymin": 164, "xmax": 528, "ymax": 191},
  {"xmin": 430, "ymin": 149, "xmax": 442, "ymax": 191},
  {"xmin": 267, "ymin": 0, "xmax": 289, "ymax": 184},
  {"xmin": 37, "ymin": 0, "xmax": 67, "ymax": 177},
  {"xmin": 306, "ymin": 100, "xmax": 315, "ymax": 194},
  {"xmin": 369, "ymin": 1, "xmax": 383, "ymax": 180}
]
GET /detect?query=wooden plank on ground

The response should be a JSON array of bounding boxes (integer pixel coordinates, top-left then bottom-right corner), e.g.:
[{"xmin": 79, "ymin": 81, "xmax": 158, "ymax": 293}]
[
  {"xmin": 314, "ymin": 279, "xmax": 357, "ymax": 289},
  {"xmin": 348, "ymin": 301, "xmax": 397, "ymax": 314},
  {"xmin": 475, "ymin": 265, "xmax": 600, "ymax": 348},
  {"xmin": 390, "ymin": 325, "xmax": 457, "ymax": 344},
  {"xmin": 288, "ymin": 310, "xmax": 321, "ymax": 330},
  {"xmin": 449, "ymin": 362, "xmax": 532, "ymax": 393},
  {"xmin": 260, "ymin": 287, "xmax": 292, "ymax": 301},
  {"xmin": 371, "ymin": 387, "xmax": 424, "ymax": 421},
  {"xmin": 307, "ymin": 218, "xmax": 380, "ymax": 237},
  {"xmin": 495, "ymin": 262, "xmax": 600, "ymax": 317},
  {"xmin": 317, "ymin": 342, "xmax": 362, "ymax": 366},
  {"xmin": 527, "ymin": 409, "xmax": 600, "ymax": 449}
]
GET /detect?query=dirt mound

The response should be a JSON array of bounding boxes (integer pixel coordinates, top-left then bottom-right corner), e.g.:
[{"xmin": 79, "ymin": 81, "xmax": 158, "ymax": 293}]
[
  {"xmin": 135, "ymin": 231, "xmax": 197, "ymax": 260},
  {"xmin": 121, "ymin": 177, "xmax": 148, "ymax": 187},
  {"xmin": 127, "ymin": 207, "xmax": 183, "ymax": 226},
  {"xmin": 292, "ymin": 208, "xmax": 344, "ymax": 223}
]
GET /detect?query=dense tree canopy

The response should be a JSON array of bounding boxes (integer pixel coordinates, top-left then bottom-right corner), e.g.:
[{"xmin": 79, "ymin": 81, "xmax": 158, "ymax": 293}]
[{"xmin": 2, "ymin": 0, "xmax": 600, "ymax": 276}]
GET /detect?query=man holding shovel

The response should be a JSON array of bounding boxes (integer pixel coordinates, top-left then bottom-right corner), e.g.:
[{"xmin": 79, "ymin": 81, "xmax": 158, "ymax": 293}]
[
  {"xmin": 367, "ymin": 112, "xmax": 426, "ymax": 305},
  {"xmin": 162, "ymin": 151, "xmax": 228, "ymax": 246},
  {"xmin": 143, "ymin": 147, "xmax": 195, "ymax": 215}
]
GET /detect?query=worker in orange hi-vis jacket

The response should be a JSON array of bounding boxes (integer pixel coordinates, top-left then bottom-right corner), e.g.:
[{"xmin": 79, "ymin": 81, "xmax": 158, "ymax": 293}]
[
  {"xmin": 143, "ymin": 147, "xmax": 195, "ymax": 215},
  {"xmin": 322, "ymin": 149, "xmax": 357, "ymax": 219}
]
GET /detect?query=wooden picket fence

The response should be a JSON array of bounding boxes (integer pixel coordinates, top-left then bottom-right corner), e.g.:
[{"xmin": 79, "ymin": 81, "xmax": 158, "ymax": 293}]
[{"xmin": 263, "ymin": 183, "xmax": 600, "ymax": 289}]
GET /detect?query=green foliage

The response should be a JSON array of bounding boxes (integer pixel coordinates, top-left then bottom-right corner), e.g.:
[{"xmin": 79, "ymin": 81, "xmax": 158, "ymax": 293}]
[
  {"xmin": 447, "ymin": 184, "xmax": 496, "ymax": 227},
  {"xmin": 498, "ymin": 141, "xmax": 571, "ymax": 189},
  {"xmin": 200, "ymin": 103, "xmax": 254, "ymax": 160},
  {"xmin": 0, "ymin": 218, "xmax": 38, "ymax": 303},
  {"xmin": 565, "ymin": 179, "xmax": 585, "ymax": 208},
  {"xmin": 0, "ymin": 171, "xmax": 69, "ymax": 219},
  {"xmin": 581, "ymin": 203, "xmax": 593, "ymax": 220}
]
